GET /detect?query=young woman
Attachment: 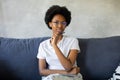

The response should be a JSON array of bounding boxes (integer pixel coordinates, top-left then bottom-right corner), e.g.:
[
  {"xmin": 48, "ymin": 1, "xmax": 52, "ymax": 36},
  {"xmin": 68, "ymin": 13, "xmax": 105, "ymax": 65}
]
[{"xmin": 37, "ymin": 5, "xmax": 83, "ymax": 80}]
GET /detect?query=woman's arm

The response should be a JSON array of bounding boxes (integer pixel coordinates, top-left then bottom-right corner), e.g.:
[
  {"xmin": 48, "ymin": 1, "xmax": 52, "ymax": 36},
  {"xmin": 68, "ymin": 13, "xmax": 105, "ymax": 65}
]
[
  {"xmin": 51, "ymin": 35, "xmax": 79, "ymax": 71},
  {"xmin": 53, "ymin": 45, "xmax": 79, "ymax": 71},
  {"xmin": 38, "ymin": 59, "xmax": 80, "ymax": 76},
  {"xmin": 38, "ymin": 59, "xmax": 67, "ymax": 76}
]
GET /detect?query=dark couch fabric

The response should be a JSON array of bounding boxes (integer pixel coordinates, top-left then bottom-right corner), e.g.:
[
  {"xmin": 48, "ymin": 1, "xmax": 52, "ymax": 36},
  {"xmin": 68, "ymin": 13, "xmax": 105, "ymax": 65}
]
[
  {"xmin": 0, "ymin": 36, "xmax": 120, "ymax": 80},
  {"xmin": 77, "ymin": 36, "xmax": 120, "ymax": 80},
  {"xmin": 0, "ymin": 37, "xmax": 49, "ymax": 80}
]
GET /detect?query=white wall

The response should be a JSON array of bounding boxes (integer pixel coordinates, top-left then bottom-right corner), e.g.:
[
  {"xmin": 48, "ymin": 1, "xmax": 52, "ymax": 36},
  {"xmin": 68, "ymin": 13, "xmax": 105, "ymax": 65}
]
[{"xmin": 0, "ymin": 0, "xmax": 120, "ymax": 38}]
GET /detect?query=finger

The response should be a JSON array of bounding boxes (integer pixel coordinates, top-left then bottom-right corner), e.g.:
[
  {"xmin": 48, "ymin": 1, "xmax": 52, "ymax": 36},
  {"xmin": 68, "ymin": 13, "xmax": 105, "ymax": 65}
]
[
  {"xmin": 53, "ymin": 33, "xmax": 57, "ymax": 36},
  {"xmin": 50, "ymin": 37, "xmax": 53, "ymax": 41},
  {"xmin": 78, "ymin": 67, "xmax": 80, "ymax": 73}
]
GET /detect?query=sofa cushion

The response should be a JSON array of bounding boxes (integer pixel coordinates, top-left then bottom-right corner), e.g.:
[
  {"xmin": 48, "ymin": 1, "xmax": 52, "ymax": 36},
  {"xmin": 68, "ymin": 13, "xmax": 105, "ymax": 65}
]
[
  {"xmin": 0, "ymin": 37, "xmax": 49, "ymax": 80},
  {"xmin": 77, "ymin": 36, "xmax": 120, "ymax": 80}
]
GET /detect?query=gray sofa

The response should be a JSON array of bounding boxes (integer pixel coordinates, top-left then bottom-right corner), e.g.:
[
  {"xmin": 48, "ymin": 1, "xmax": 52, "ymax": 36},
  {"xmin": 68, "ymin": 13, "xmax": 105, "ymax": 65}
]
[{"xmin": 0, "ymin": 36, "xmax": 120, "ymax": 80}]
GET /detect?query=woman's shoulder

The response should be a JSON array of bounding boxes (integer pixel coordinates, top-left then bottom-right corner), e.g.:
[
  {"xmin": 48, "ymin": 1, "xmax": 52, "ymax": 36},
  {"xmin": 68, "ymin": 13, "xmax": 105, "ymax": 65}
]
[
  {"xmin": 64, "ymin": 35, "xmax": 78, "ymax": 41},
  {"xmin": 39, "ymin": 38, "xmax": 50, "ymax": 46}
]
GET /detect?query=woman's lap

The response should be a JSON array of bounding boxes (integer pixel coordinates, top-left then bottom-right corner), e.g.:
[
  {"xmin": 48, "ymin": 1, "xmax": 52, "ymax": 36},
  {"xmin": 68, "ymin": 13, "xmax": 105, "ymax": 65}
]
[{"xmin": 42, "ymin": 73, "xmax": 83, "ymax": 80}]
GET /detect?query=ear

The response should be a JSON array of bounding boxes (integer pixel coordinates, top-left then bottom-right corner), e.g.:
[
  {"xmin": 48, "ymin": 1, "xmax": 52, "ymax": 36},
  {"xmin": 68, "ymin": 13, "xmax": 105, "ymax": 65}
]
[{"xmin": 49, "ymin": 22, "xmax": 52, "ymax": 28}]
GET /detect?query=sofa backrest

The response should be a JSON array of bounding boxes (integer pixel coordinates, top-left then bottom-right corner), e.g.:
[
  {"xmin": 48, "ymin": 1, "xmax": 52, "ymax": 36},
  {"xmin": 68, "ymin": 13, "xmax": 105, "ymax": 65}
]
[
  {"xmin": 0, "ymin": 37, "xmax": 49, "ymax": 80},
  {"xmin": 77, "ymin": 36, "xmax": 120, "ymax": 80},
  {"xmin": 0, "ymin": 36, "xmax": 120, "ymax": 80}
]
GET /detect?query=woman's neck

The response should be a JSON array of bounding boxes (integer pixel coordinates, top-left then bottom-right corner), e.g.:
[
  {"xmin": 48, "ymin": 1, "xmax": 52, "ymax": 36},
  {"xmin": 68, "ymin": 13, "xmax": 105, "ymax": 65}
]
[{"xmin": 51, "ymin": 35, "xmax": 63, "ymax": 43}]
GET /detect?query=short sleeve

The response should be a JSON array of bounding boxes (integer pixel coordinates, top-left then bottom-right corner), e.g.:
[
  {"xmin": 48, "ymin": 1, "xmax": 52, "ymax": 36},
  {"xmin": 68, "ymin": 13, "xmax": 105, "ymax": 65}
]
[
  {"xmin": 70, "ymin": 38, "xmax": 80, "ymax": 53},
  {"xmin": 37, "ymin": 43, "xmax": 46, "ymax": 59}
]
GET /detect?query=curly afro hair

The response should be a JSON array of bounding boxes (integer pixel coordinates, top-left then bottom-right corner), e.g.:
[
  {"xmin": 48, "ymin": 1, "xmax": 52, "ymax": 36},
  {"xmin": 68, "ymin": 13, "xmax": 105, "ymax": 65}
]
[{"xmin": 44, "ymin": 5, "xmax": 71, "ymax": 29}]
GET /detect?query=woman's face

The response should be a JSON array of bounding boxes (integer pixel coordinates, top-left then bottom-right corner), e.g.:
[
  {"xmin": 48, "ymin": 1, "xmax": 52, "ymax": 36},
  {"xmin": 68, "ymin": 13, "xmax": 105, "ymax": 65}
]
[{"xmin": 49, "ymin": 14, "xmax": 67, "ymax": 35}]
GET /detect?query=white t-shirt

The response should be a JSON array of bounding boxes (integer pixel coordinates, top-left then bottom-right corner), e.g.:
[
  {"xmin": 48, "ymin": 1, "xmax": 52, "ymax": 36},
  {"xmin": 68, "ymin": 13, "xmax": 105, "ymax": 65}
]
[{"xmin": 37, "ymin": 36, "xmax": 80, "ymax": 70}]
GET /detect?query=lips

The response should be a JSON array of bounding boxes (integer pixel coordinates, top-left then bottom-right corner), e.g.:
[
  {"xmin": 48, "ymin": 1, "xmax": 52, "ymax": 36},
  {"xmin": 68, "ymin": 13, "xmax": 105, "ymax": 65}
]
[{"xmin": 57, "ymin": 30, "xmax": 63, "ymax": 34}]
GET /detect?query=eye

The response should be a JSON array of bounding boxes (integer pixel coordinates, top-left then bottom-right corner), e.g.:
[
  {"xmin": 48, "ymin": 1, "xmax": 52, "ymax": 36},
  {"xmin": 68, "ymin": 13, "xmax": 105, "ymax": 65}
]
[
  {"xmin": 62, "ymin": 22, "xmax": 67, "ymax": 26},
  {"xmin": 53, "ymin": 22, "xmax": 59, "ymax": 25}
]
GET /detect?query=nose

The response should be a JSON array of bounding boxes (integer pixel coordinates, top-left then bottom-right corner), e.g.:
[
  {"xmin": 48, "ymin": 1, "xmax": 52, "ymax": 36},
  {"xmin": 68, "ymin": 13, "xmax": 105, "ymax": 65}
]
[{"xmin": 57, "ymin": 22, "xmax": 63, "ymax": 28}]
